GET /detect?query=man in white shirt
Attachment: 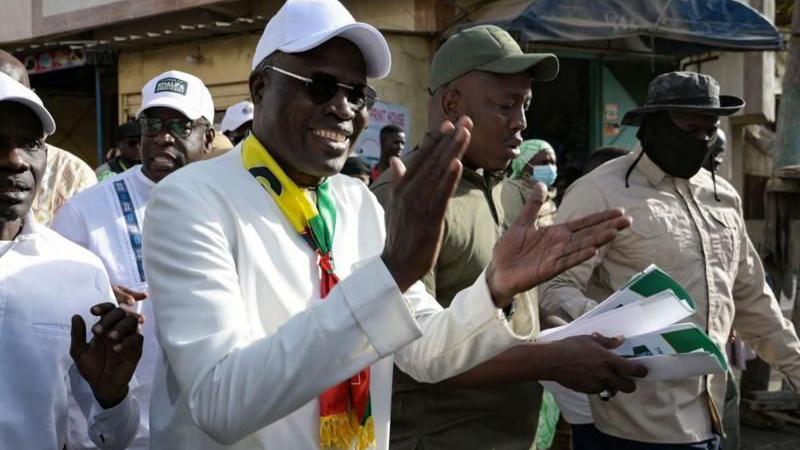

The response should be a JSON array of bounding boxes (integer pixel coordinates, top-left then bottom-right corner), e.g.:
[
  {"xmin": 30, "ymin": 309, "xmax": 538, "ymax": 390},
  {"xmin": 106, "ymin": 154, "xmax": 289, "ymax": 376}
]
[
  {"xmin": 0, "ymin": 71, "xmax": 142, "ymax": 449},
  {"xmin": 143, "ymin": 1, "xmax": 636, "ymax": 449},
  {"xmin": 53, "ymin": 69, "xmax": 215, "ymax": 450}
]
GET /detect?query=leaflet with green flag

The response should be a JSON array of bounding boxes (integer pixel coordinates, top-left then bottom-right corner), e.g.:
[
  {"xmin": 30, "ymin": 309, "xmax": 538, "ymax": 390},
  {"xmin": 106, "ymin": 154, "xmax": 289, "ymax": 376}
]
[{"xmin": 537, "ymin": 265, "xmax": 726, "ymax": 380}]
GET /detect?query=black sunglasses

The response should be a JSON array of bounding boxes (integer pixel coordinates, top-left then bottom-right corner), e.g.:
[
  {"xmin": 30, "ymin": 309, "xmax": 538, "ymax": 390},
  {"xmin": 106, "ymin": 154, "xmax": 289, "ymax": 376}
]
[
  {"xmin": 263, "ymin": 65, "xmax": 377, "ymax": 111},
  {"xmin": 139, "ymin": 117, "xmax": 208, "ymax": 139}
]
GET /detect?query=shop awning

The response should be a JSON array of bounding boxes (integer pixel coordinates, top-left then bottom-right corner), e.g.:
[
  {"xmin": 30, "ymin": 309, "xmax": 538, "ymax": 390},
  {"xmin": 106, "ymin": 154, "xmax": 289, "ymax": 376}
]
[{"xmin": 453, "ymin": 0, "xmax": 783, "ymax": 55}]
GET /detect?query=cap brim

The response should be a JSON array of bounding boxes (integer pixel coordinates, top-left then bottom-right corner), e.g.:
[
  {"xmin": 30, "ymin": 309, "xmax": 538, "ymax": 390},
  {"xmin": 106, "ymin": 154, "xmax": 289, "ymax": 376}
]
[
  {"xmin": 278, "ymin": 22, "xmax": 391, "ymax": 79},
  {"xmin": 221, "ymin": 117, "xmax": 253, "ymax": 133},
  {"xmin": 621, "ymin": 95, "xmax": 745, "ymax": 126},
  {"xmin": 136, "ymin": 96, "xmax": 203, "ymax": 121},
  {"xmin": 478, "ymin": 53, "xmax": 559, "ymax": 82},
  {"xmin": 4, "ymin": 96, "xmax": 56, "ymax": 136}
]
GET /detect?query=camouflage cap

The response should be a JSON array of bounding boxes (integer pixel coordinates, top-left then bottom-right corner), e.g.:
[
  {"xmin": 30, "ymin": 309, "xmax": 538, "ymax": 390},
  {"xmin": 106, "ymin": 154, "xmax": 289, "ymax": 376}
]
[{"xmin": 621, "ymin": 71, "xmax": 744, "ymax": 126}]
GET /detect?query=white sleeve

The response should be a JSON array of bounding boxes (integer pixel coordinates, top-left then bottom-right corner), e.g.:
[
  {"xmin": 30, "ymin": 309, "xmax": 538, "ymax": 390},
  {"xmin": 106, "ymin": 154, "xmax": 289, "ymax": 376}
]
[
  {"xmin": 394, "ymin": 270, "xmax": 537, "ymax": 383},
  {"xmin": 143, "ymin": 180, "xmax": 424, "ymax": 445},
  {"xmin": 51, "ymin": 198, "xmax": 90, "ymax": 247},
  {"xmin": 68, "ymin": 370, "xmax": 141, "ymax": 450},
  {"xmin": 69, "ymin": 266, "xmax": 140, "ymax": 449}
]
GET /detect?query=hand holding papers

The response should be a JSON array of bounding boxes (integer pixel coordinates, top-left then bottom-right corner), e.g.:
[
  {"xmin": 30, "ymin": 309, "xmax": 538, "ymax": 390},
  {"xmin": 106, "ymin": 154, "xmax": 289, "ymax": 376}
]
[{"xmin": 540, "ymin": 265, "xmax": 726, "ymax": 380}]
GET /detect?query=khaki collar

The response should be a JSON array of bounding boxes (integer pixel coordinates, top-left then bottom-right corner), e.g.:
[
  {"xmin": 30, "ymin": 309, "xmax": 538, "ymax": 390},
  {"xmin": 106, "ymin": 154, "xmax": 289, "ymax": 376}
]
[
  {"xmin": 461, "ymin": 165, "xmax": 505, "ymax": 189},
  {"xmin": 634, "ymin": 150, "xmax": 667, "ymax": 188},
  {"xmin": 631, "ymin": 144, "xmax": 703, "ymax": 188}
]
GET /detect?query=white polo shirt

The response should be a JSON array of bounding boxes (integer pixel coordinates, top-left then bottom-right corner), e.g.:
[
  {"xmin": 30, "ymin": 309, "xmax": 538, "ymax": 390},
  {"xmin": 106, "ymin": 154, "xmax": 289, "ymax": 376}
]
[
  {"xmin": 53, "ymin": 165, "xmax": 157, "ymax": 450},
  {"xmin": 0, "ymin": 215, "xmax": 139, "ymax": 449}
]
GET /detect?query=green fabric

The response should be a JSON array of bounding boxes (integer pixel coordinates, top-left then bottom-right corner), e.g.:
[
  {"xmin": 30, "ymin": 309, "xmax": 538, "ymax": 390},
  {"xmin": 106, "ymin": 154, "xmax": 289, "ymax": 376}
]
[
  {"xmin": 310, "ymin": 181, "xmax": 336, "ymax": 254},
  {"xmin": 429, "ymin": 25, "xmax": 558, "ymax": 92},
  {"xmin": 534, "ymin": 392, "xmax": 560, "ymax": 449},
  {"xmin": 510, "ymin": 139, "xmax": 554, "ymax": 179}
]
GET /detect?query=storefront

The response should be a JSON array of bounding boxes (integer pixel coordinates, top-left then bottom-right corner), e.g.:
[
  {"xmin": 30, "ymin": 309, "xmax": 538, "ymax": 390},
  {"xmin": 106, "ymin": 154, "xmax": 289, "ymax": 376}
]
[{"xmin": 455, "ymin": 0, "xmax": 783, "ymax": 184}]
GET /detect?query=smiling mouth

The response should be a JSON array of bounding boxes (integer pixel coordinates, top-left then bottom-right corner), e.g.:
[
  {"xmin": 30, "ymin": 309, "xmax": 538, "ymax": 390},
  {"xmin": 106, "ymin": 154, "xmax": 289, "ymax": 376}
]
[{"xmin": 312, "ymin": 128, "xmax": 350, "ymax": 144}]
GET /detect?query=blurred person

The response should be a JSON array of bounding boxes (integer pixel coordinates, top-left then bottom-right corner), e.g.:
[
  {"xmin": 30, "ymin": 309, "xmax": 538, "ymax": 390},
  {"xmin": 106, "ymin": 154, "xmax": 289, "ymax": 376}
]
[
  {"xmin": 373, "ymin": 25, "xmax": 646, "ymax": 450},
  {"xmin": 220, "ymin": 100, "xmax": 254, "ymax": 146},
  {"xmin": 53, "ymin": 70, "xmax": 215, "ymax": 450},
  {"xmin": 0, "ymin": 50, "xmax": 97, "ymax": 226},
  {"xmin": 504, "ymin": 139, "xmax": 558, "ymax": 227},
  {"xmin": 96, "ymin": 121, "xmax": 142, "ymax": 181},
  {"xmin": 542, "ymin": 71, "xmax": 800, "ymax": 450},
  {"xmin": 0, "ymin": 71, "xmax": 142, "ymax": 450},
  {"xmin": 371, "ymin": 123, "xmax": 405, "ymax": 179},
  {"xmin": 141, "ymin": 2, "xmax": 635, "ymax": 449},
  {"xmin": 341, "ymin": 155, "xmax": 371, "ymax": 184}
]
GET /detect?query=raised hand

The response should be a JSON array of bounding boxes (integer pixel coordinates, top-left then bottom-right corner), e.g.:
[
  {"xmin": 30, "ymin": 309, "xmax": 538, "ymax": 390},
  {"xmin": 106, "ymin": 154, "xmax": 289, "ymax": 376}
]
[
  {"xmin": 381, "ymin": 116, "xmax": 473, "ymax": 292},
  {"xmin": 70, "ymin": 302, "xmax": 144, "ymax": 408},
  {"xmin": 486, "ymin": 182, "xmax": 631, "ymax": 307}
]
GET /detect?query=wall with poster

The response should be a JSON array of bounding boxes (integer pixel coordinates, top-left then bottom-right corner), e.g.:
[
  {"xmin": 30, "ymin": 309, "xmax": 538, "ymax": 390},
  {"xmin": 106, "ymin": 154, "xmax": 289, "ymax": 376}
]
[{"xmin": 351, "ymin": 100, "xmax": 411, "ymax": 167}]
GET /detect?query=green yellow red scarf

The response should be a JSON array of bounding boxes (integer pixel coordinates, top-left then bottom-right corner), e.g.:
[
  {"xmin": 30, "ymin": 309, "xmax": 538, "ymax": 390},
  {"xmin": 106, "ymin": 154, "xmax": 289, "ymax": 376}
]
[{"xmin": 242, "ymin": 136, "xmax": 374, "ymax": 450}]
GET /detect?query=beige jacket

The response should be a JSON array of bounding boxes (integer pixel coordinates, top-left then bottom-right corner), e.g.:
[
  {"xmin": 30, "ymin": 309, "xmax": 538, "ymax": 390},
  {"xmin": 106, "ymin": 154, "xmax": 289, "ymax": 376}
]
[{"xmin": 541, "ymin": 151, "xmax": 800, "ymax": 443}]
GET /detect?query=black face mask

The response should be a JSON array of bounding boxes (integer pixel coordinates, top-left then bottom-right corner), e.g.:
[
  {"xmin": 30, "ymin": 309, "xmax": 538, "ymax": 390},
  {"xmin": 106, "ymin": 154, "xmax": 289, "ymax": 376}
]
[{"xmin": 638, "ymin": 112, "xmax": 715, "ymax": 179}]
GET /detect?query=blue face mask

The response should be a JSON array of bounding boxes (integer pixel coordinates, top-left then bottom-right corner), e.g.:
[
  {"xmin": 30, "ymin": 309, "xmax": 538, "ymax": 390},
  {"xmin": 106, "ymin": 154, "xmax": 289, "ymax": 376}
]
[{"xmin": 531, "ymin": 164, "xmax": 557, "ymax": 187}]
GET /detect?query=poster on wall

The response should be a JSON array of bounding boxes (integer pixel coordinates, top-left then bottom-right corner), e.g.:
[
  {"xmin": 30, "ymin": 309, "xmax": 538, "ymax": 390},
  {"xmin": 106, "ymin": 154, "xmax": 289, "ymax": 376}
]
[{"xmin": 351, "ymin": 100, "xmax": 410, "ymax": 168}]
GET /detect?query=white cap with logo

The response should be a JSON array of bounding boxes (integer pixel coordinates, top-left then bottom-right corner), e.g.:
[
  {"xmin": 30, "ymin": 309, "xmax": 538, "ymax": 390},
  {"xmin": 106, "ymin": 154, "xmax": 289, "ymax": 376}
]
[
  {"xmin": 0, "ymin": 72, "xmax": 56, "ymax": 136},
  {"xmin": 251, "ymin": 0, "xmax": 391, "ymax": 79},
  {"xmin": 220, "ymin": 100, "xmax": 254, "ymax": 133},
  {"xmin": 136, "ymin": 70, "xmax": 215, "ymax": 123}
]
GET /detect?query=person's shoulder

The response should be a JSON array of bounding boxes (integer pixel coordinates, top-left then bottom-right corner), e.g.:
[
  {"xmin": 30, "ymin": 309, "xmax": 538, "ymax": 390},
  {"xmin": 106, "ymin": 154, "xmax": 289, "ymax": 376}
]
[
  {"xmin": 46, "ymin": 144, "xmax": 95, "ymax": 175},
  {"xmin": 57, "ymin": 168, "xmax": 119, "ymax": 213},
  {"xmin": 331, "ymin": 174, "xmax": 383, "ymax": 211},
  {"xmin": 692, "ymin": 169, "xmax": 741, "ymax": 205},
  {"xmin": 35, "ymin": 223, "xmax": 107, "ymax": 267},
  {"xmin": 370, "ymin": 149, "xmax": 421, "ymax": 204},
  {"xmin": 152, "ymin": 145, "xmax": 246, "ymax": 204}
]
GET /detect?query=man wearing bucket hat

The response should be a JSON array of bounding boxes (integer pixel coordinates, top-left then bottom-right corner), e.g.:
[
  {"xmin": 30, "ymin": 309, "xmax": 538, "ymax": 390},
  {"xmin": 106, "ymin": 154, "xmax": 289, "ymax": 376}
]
[
  {"xmin": 220, "ymin": 100, "xmax": 254, "ymax": 146},
  {"xmin": 0, "ymin": 71, "xmax": 143, "ymax": 449},
  {"xmin": 53, "ymin": 69, "xmax": 215, "ymax": 450},
  {"xmin": 542, "ymin": 71, "xmax": 800, "ymax": 449},
  {"xmin": 373, "ymin": 24, "xmax": 646, "ymax": 450},
  {"xmin": 142, "ymin": 1, "xmax": 634, "ymax": 449}
]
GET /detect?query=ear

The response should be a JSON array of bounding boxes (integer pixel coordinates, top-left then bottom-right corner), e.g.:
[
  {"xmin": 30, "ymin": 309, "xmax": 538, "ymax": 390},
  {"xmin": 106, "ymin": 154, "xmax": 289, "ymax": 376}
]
[
  {"xmin": 204, "ymin": 127, "xmax": 215, "ymax": 154},
  {"xmin": 441, "ymin": 88, "xmax": 462, "ymax": 122},
  {"xmin": 249, "ymin": 69, "xmax": 269, "ymax": 106}
]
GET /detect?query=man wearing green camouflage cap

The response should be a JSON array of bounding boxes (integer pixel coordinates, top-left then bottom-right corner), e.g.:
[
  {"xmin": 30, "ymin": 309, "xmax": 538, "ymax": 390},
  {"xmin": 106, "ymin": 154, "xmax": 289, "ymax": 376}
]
[{"xmin": 373, "ymin": 24, "xmax": 646, "ymax": 450}]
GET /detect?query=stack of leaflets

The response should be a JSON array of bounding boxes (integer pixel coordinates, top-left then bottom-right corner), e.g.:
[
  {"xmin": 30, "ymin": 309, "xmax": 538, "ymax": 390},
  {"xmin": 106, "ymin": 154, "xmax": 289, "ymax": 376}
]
[{"xmin": 538, "ymin": 264, "xmax": 727, "ymax": 380}]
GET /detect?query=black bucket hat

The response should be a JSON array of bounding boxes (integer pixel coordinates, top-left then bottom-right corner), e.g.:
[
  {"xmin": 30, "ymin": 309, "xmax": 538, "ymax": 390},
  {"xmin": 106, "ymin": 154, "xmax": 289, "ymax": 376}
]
[{"xmin": 621, "ymin": 71, "xmax": 744, "ymax": 126}]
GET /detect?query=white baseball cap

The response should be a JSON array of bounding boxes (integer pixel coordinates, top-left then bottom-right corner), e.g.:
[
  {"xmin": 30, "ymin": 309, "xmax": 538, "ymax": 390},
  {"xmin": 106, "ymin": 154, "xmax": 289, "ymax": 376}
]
[
  {"xmin": 220, "ymin": 100, "xmax": 254, "ymax": 132},
  {"xmin": 136, "ymin": 70, "xmax": 215, "ymax": 123},
  {"xmin": 251, "ymin": 0, "xmax": 391, "ymax": 79},
  {"xmin": 0, "ymin": 71, "xmax": 55, "ymax": 136}
]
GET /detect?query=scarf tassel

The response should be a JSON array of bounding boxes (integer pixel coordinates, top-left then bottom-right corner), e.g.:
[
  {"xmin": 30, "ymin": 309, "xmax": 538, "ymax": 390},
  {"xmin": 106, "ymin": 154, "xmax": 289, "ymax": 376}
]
[{"xmin": 320, "ymin": 412, "xmax": 375, "ymax": 450}]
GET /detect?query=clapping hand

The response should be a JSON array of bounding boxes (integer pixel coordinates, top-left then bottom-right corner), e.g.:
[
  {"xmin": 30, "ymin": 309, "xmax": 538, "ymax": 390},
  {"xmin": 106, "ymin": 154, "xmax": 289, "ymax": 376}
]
[
  {"xmin": 487, "ymin": 182, "xmax": 632, "ymax": 308},
  {"xmin": 382, "ymin": 116, "xmax": 473, "ymax": 292},
  {"xmin": 70, "ymin": 302, "xmax": 144, "ymax": 408}
]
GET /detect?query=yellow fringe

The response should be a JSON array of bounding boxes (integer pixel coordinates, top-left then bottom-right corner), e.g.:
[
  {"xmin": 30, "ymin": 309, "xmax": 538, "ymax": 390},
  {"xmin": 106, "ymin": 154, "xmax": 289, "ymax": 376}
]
[
  {"xmin": 320, "ymin": 412, "xmax": 375, "ymax": 450},
  {"xmin": 357, "ymin": 416, "xmax": 376, "ymax": 450}
]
